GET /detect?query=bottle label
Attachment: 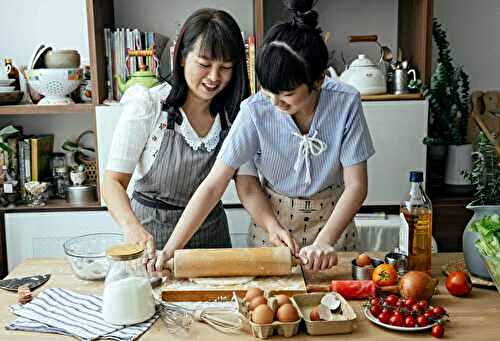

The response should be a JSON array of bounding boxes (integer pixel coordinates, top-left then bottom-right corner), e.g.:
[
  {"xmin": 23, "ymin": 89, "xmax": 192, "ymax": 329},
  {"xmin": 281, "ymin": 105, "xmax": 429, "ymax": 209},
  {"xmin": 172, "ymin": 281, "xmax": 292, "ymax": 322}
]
[{"xmin": 399, "ymin": 213, "xmax": 409, "ymax": 255}]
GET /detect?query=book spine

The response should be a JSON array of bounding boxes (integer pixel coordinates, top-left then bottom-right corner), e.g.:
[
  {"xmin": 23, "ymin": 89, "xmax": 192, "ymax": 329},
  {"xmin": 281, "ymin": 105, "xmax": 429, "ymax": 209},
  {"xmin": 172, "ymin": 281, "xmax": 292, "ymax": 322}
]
[
  {"xmin": 23, "ymin": 138, "xmax": 31, "ymax": 182},
  {"xmin": 17, "ymin": 140, "xmax": 25, "ymax": 195},
  {"xmin": 31, "ymin": 138, "xmax": 38, "ymax": 181}
]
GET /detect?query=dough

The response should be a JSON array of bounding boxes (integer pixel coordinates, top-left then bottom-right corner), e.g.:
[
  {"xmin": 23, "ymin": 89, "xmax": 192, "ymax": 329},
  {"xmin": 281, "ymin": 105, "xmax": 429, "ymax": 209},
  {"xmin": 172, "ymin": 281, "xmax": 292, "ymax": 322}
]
[{"xmin": 189, "ymin": 276, "xmax": 255, "ymax": 286}]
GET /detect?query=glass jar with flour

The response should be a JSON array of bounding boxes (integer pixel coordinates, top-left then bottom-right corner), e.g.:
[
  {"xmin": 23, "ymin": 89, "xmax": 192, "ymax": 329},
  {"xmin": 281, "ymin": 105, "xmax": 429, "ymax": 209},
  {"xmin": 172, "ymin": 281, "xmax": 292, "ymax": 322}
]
[{"xmin": 102, "ymin": 244, "xmax": 155, "ymax": 325}]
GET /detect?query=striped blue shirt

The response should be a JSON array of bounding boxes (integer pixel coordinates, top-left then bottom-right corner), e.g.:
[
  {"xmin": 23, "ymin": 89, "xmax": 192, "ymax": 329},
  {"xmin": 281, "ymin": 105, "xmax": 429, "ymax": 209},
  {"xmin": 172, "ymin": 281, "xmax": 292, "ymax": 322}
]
[{"xmin": 218, "ymin": 77, "xmax": 375, "ymax": 198}]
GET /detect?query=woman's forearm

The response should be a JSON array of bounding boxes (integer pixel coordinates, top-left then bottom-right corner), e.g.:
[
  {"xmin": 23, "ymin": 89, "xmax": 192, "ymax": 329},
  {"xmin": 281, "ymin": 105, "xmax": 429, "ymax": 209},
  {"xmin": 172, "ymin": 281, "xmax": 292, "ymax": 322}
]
[
  {"xmin": 102, "ymin": 171, "xmax": 141, "ymax": 230},
  {"xmin": 236, "ymin": 175, "xmax": 282, "ymax": 232}
]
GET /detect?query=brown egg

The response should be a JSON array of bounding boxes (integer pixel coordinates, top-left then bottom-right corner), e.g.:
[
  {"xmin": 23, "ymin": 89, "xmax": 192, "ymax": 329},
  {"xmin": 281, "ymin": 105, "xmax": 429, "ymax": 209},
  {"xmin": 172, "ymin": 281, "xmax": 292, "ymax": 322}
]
[
  {"xmin": 356, "ymin": 253, "xmax": 372, "ymax": 267},
  {"xmin": 310, "ymin": 305, "xmax": 321, "ymax": 321},
  {"xmin": 244, "ymin": 287, "xmax": 264, "ymax": 302},
  {"xmin": 248, "ymin": 296, "xmax": 268, "ymax": 310},
  {"xmin": 252, "ymin": 304, "xmax": 274, "ymax": 324},
  {"xmin": 274, "ymin": 294, "xmax": 291, "ymax": 307},
  {"xmin": 276, "ymin": 303, "xmax": 299, "ymax": 322}
]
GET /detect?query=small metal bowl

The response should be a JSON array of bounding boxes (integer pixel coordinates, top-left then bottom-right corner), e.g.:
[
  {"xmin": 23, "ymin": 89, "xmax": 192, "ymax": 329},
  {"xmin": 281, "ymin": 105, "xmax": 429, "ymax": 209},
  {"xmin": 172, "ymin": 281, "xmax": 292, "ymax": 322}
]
[
  {"xmin": 351, "ymin": 258, "xmax": 385, "ymax": 280},
  {"xmin": 385, "ymin": 252, "xmax": 408, "ymax": 276}
]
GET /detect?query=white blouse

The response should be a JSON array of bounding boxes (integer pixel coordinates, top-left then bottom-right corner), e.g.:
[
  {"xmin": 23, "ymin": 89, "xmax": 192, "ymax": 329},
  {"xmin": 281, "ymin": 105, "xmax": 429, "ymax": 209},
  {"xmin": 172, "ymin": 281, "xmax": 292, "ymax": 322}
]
[{"xmin": 106, "ymin": 84, "xmax": 223, "ymax": 181}]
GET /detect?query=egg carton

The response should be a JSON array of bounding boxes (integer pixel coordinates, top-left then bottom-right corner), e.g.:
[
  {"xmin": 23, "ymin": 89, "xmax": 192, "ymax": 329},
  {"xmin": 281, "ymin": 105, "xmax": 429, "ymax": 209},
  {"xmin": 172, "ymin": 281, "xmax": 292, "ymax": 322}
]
[{"xmin": 233, "ymin": 293, "xmax": 300, "ymax": 339}]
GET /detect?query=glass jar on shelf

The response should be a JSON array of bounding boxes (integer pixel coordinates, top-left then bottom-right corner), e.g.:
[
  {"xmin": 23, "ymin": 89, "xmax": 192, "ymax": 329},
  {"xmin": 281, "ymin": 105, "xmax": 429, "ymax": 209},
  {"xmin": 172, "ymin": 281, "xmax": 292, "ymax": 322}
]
[
  {"xmin": 53, "ymin": 166, "xmax": 69, "ymax": 199},
  {"xmin": 102, "ymin": 244, "xmax": 155, "ymax": 325}
]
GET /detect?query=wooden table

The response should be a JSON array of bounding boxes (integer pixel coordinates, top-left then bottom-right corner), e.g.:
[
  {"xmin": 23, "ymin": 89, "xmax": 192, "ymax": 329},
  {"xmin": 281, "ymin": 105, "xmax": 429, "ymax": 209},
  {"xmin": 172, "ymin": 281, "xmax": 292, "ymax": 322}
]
[{"xmin": 0, "ymin": 253, "xmax": 498, "ymax": 340}]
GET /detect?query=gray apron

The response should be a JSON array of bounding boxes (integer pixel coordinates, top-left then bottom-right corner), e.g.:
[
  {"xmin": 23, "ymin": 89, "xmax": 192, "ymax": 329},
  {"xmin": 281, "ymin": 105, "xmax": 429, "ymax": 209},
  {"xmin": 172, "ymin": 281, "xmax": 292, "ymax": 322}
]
[{"xmin": 131, "ymin": 107, "xmax": 231, "ymax": 250}]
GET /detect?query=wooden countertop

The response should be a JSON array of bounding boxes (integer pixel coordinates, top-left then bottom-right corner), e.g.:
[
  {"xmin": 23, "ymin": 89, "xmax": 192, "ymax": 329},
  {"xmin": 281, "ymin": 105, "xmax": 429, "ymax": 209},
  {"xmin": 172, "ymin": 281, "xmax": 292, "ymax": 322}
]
[{"xmin": 0, "ymin": 253, "xmax": 498, "ymax": 340}]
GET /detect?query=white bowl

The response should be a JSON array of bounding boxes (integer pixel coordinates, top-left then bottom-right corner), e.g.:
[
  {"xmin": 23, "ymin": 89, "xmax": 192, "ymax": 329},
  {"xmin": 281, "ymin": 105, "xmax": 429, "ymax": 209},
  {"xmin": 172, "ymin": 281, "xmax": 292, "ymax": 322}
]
[{"xmin": 26, "ymin": 68, "xmax": 82, "ymax": 105}]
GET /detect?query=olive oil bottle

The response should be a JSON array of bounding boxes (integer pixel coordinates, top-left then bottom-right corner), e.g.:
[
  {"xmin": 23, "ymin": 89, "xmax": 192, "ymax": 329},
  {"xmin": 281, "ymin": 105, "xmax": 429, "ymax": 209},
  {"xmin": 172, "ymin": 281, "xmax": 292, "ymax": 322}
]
[{"xmin": 399, "ymin": 171, "xmax": 433, "ymax": 274}]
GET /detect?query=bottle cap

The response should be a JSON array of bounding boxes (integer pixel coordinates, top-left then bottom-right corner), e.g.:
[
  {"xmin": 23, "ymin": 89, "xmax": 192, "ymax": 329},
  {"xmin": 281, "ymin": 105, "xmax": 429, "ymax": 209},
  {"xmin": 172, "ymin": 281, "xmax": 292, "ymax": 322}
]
[
  {"xmin": 106, "ymin": 243, "xmax": 144, "ymax": 260},
  {"xmin": 409, "ymin": 171, "xmax": 423, "ymax": 182}
]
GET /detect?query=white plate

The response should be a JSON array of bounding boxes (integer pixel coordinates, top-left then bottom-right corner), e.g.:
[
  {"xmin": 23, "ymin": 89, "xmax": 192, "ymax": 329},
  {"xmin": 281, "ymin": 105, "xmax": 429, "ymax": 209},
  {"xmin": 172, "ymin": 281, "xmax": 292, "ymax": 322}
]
[
  {"xmin": 363, "ymin": 307, "xmax": 437, "ymax": 332},
  {"xmin": 0, "ymin": 79, "xmax": 15, "ymax": 86}
]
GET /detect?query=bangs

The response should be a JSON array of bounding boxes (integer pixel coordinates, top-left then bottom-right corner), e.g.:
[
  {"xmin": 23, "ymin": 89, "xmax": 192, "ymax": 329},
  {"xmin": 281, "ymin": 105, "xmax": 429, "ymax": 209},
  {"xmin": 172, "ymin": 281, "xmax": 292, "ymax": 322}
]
[
  {"xmin": 198, "ymin": 21, "xmax": 242, "ymax": 62},
  {"xmin": 256, "ymin": 45, "xmax": 309, "ymax": 94}
]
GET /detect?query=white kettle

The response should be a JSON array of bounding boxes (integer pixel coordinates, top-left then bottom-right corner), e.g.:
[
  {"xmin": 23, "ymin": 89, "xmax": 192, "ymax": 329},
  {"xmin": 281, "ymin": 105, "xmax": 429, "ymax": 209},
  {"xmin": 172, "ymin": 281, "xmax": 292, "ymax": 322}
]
[{"xmin": 339, "ymin": 54, "xmax": 386, "ymax": 95}]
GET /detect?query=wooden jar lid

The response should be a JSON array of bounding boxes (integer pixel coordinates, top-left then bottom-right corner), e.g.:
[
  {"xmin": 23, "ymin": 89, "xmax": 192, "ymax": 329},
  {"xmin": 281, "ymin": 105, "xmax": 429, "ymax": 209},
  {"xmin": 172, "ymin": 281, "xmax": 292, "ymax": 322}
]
[{"xmin": 106, "ymin": 244, "xmax": 144, "ymax": 260}]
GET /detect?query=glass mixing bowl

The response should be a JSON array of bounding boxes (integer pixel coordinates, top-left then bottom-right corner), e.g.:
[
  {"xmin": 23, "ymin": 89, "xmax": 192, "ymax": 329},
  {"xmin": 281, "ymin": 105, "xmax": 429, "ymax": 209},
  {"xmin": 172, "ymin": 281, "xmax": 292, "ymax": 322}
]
[{"xmin": 63, "ymin": 233, "xmax": 123, "ymax": 280}]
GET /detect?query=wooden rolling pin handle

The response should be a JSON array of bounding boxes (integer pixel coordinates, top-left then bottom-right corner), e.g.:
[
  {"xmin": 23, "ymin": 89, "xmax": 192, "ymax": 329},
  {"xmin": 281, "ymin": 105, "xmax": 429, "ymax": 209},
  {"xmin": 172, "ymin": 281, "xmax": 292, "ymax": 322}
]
[
  {"xmin": 166, "ymin": 258, "xmax": 174, "ymax": 272},
  {"xmin": 349, "ymin": 35, "xmax": 378, "ymax": 43}
]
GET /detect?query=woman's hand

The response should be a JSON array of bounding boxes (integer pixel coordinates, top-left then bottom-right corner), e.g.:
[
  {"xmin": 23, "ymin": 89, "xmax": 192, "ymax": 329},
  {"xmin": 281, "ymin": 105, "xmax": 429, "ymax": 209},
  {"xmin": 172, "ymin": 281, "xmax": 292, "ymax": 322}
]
[
  {"xmin": 299, "ymin": 242, "xmax": 338, "ymax": 272},
  {"xmin": 144, "ymin": 249, "xmax": 173, "ymax": 278},
  {"xmin": 268, "ymin": 225, "xmax": 300, "ymax": 257},
  {"xmin": 123, "ymin": 223, "xmax": 156, "ymax": 260}
]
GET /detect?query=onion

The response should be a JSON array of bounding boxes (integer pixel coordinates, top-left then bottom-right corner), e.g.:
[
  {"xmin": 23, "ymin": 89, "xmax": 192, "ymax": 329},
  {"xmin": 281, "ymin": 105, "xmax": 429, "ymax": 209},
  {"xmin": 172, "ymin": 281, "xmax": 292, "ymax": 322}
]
[{"xmin": 398, "ymin": 271, "xmax": 439, "ymax": 300}]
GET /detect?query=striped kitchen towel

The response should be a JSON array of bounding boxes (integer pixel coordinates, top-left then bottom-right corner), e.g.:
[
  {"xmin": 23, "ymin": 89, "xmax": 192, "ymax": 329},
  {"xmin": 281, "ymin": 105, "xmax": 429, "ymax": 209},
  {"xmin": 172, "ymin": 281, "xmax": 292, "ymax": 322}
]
[{"xmin": 6, "ymin": 287, "xmax": 159, "ymax": 340}]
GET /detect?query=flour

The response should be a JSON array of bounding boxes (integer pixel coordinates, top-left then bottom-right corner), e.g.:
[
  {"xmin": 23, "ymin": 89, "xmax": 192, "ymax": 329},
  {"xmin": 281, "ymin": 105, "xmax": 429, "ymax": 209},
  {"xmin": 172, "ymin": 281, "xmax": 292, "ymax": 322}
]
[
  {"xmin": 190, "ymin": 276, "xmax": 255, "ymax": 286},
  {"xmin": 102, "ymin": 277, "xmax": 155, "ymax": 325}
]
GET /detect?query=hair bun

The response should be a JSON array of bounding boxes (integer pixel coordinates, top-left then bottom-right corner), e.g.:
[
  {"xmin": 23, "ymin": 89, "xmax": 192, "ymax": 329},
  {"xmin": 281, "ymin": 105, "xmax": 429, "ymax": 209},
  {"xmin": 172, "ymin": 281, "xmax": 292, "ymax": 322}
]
[{"xmin": 285, "ymin": 0, "xmax": 319, "ymax": 30}]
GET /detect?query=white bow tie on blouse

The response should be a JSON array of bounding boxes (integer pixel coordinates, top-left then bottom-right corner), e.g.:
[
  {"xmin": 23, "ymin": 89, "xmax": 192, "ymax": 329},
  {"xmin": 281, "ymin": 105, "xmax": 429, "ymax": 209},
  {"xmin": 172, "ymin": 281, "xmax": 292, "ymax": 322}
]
[{"xmin": 292, "ymin": 130, "xmax": 327, "ymax": 184}]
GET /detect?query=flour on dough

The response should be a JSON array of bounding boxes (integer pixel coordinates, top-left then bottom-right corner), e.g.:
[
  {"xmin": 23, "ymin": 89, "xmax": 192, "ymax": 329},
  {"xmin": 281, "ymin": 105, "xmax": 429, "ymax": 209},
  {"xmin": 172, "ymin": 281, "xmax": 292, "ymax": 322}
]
[{"xmin": 189, "ymin": 276, "xmax": 255, "ymax": 286}]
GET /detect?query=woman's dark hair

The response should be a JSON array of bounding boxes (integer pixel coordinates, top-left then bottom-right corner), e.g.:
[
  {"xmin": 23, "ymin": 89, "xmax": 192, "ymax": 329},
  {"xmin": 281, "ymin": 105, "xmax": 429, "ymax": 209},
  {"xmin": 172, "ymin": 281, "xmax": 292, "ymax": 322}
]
[
  {"xmin": 256, "ymin": 0, "xmax": 328, "ymax": 94},
  {"xmin": 164, "ymin": 8, "xmax": 249, "ymax": 122}
]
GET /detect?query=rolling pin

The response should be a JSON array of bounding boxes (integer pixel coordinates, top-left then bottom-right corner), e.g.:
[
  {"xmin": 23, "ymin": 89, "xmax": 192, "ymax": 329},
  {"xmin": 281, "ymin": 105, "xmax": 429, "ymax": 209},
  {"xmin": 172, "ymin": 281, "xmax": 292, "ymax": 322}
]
[{"xmin": 166, "ymin": 247, "xmax": 295, "ymax": 278}]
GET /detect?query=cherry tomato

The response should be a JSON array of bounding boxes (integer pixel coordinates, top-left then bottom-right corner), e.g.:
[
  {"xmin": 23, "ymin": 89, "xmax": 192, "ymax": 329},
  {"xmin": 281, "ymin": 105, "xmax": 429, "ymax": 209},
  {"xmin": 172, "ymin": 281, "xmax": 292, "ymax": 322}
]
[
  {"xmin": 417, "ymin": 315, "xmax": 429, "ymax": 327},
  {"xmin": 370, "ymin": 305, "xmax": 383, "ymax": 317},
  {"xmin": 404, "ymin": 315, "xmax": 416, "ymax": 328},
  {"xmin": 424, "ymin": 310, "xmax": 435, "ymax": 320},
  {"xmin": 385, "ymin": 294, "xmax": 399, "ymax": 306},
  {"xmin": 417, "ymin": 300, "xmax": 429, "ymax": 310},
  {"xmin": 389, "ymin": 314, "xmax": 403, "ymax": 327},
  {"xmin": 404, "ymin": 298, "xmax": 417, "ymax": 307},
  {"xmin": 378, "ymin": 311, "xmax": 392, "ymax": 324},
  {"xmin": 446, "ymin": 271, "xmax": 472, "ymax": 297},
  {"xmin": 432, "ymin": 306, "xmax": 446, "ymax": 317},
  {"xmin": 411, "ymin": 304, "xmax": 422, "ymax": 312},
  {"xmin": 370, "ymin": 297, "xmax": 381, "ymax": 306},
  {"xmin": 432, "ymin": 324, "xmax": 445, "ymax": 338}
]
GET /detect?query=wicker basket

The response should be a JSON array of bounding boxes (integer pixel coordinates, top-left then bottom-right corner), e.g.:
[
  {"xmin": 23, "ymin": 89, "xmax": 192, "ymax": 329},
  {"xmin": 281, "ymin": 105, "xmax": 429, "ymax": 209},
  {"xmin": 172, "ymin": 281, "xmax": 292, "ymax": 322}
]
[{"xmin": 75, "ymin": 130, "xmax": 97, "ymax": 184}]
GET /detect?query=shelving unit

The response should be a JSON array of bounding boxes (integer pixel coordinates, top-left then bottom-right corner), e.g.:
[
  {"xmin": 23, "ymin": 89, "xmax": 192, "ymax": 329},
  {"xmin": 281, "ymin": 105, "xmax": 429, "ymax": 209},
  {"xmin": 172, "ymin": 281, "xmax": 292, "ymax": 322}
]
[
  {"xmin": 0, "ymin": 200, "xmax": 104, "ymax": 213},
  {"xmin": 0, "ymin": 104, "xmax": 93, "ymax": 115}
]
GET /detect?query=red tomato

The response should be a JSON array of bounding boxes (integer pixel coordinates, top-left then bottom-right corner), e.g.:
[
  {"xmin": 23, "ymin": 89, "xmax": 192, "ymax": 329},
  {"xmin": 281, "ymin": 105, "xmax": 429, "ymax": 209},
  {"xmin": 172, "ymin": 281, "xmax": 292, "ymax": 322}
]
[
  {"xmin": 370, "ymin": 297, "xmax": 381, "ymax": 306},
  {"xmin": 389, "ymin": 314, "xmax": 403, "ymax": 326},
  {"xmin": 446, "ymin": 271, "xmax": 472, "ymax": 297},
  {"xmin": 404, "ymin": 298, "xmax": 417, "ymax": 307},
  {"xmin": 417, "ymin": 300, "xmax": 429, "ymax": 310},
  {"xmin": 411, "ymin": 304, "xmax": 422, "ymax": 312},
  {"xmin": 370, "ymin": 305, "xmax": 382, "ymax": 317},
  {"xmin": 378, "ymin": 311, "xmax": 392, "ymax": 324},
  {"xmin": 417, "ymin": 315, "xmax": 429, "ymax": 327},
  {"xmin": 404, "ymin": 315, "xmax": 416, "ymax": 328},
  {"xmin": 372, "ymin": 264, "xmax": 398, "ymax": 286},
  {"xmin": 432, "ymin": 306, "xmax": 446, "ymax": 317},
  {"xmin": 424, "ymin": 310, "xmax": 435, "ymax": 319},
  {"xmin": 385, "ymin": 294, "xmax": 399, "ymax": 306},
  {"xmin": 432, "ymin": 324, "xmax": 445, "ymax": 338}
]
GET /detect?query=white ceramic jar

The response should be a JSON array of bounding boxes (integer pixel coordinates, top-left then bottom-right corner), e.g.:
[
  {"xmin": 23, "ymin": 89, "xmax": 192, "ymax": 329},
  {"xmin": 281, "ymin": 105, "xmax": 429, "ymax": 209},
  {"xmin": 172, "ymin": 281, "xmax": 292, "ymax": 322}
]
[{"xmin": 102, "ymin": 244, "xmax": 155, "ymax": 325}]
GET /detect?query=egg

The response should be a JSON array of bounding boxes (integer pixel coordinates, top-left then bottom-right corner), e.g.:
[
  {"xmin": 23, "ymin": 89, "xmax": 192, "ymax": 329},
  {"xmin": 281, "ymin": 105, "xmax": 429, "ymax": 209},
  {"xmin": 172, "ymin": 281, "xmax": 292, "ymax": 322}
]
[
  {"xmin": 356, "ymin": 253, "xmax": 372, "ymax": 267},
  {"xmin": 248, "ymin": 296, "xmax": 268, "ymax": 310},
  {"xmin": 276, "ymin": 303, "xmax": 299, "ymax": 322},
  {"xmin": 274, "ymin": 294, "xmax": 291, "ymax": 307},
  {"xmin": 252, "ymin": 304, "xmax": 274, "ymax": 324},
  {"xmin": 309, "ymin": 305, "xmax": 321, "ymax": 321},
  {"xmin": 244, "ymin": 287, "xmax": 264, "ymax": 302}
]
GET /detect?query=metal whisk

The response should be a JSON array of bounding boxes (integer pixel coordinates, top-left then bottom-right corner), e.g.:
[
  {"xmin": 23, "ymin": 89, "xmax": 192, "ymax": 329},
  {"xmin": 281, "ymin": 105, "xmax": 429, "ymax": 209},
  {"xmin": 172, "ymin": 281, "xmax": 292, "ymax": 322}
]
[{"xmin": 157, "ymin": 301, "xmax": 242, "ymax": 334}]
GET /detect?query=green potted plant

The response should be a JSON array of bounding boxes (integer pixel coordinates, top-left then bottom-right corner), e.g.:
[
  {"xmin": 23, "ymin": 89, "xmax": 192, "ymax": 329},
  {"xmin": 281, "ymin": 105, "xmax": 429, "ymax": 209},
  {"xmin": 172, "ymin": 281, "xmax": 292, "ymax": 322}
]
[
  {"xmin": 411, "ymin": 18, "xmax": 471, "ymax": 192},
  {"xmin": 461, "ymin": 132, "xmax": 500, "ymax": 279}
]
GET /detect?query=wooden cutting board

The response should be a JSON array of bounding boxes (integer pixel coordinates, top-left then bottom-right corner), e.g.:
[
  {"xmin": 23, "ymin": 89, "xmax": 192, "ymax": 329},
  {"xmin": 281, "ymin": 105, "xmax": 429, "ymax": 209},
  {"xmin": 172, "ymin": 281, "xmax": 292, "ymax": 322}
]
[{"xmin": 161, "ymin": 266, "xmax": 307, "ymax": 302}]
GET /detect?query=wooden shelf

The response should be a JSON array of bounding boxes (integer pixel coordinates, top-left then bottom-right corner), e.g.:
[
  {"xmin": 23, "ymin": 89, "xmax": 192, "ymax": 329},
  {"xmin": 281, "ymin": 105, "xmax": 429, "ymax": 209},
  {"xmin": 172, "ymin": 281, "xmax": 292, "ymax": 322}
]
[
  {"xmin": 0, "ymin": 104, "xmax": 93, "ymax": 115},
  {"xmin": 361, "ymin": 93, "xmax": 423, "ymax": 101},
  {"xmin": 0, "ymin": 199, "xmax": 105, "ymax": 213}
]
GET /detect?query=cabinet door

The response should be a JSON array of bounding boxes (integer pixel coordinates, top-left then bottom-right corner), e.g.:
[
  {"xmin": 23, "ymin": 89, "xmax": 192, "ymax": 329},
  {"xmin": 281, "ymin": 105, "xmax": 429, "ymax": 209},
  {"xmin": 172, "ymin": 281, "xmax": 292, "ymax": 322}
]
[
  {"xmin": 5, "ymin": 211, "xmax": 121, "ymax": 272},
  {"xmin": 362, "ymin": 100, "xmax": 428, "ymax": 205}
]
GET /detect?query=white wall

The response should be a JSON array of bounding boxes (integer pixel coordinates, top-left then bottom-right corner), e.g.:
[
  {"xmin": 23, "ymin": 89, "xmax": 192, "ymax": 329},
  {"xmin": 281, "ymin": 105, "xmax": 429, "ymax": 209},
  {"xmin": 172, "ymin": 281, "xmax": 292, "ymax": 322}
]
[
  {"xmin": 0, "ymin": 0, "xmax": 89, "ymax": 67},
  {"xmin": 433, "ymin": 0, "xmax": 500, "ymax": 90}
]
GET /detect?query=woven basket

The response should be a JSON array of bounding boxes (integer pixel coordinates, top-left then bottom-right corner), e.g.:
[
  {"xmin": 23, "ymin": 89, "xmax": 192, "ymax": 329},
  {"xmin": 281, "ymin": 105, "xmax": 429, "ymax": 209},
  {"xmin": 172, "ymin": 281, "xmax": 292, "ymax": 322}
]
[{"xmin": 75, "ymin": 130, "xmax": 97, "ymax": 184}]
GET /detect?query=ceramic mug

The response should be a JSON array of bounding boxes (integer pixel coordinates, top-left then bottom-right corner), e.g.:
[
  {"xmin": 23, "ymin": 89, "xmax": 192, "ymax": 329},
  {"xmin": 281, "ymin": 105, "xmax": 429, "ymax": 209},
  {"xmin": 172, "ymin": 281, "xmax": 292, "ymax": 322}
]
[{"xmin": 0, "ymin": 65, "xmax": 11, "ymax": 80}]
